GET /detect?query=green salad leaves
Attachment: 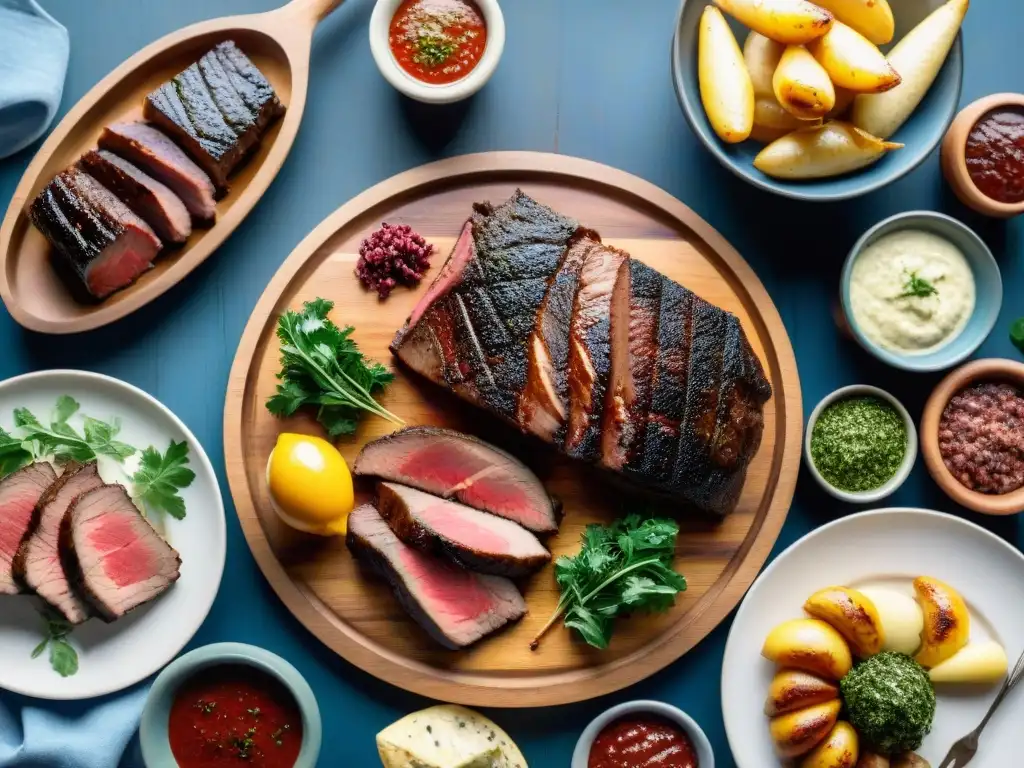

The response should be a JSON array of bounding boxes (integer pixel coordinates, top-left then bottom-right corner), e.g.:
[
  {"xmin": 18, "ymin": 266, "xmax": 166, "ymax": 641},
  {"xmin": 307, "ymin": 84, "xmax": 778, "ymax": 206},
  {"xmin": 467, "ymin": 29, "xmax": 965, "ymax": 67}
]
[
  {"xmin": 531, "ymin": 515, "xmax": 687, "ymax": 650},
  {"xmin": 133, "ymin": 441, "xmax": 195, "ymax": 520}
]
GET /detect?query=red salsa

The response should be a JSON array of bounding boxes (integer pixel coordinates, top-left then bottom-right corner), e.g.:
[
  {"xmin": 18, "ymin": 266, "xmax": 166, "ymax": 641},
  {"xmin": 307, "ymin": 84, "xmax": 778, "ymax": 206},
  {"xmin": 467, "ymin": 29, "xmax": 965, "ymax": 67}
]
[
  {"xmin": 588, "ymin": 716, "xmax": 698, "ymax": 768},
  {"xmin": 168, "ymin": 665, "xmax": 303, "ymax": 768},
  {"xmin": 965, "ymin": 107, "xmax": 1024, "ymax": 204},
  {"xmin": 389, "ymin": 0, "xmax": 487, "ymax": 85}
]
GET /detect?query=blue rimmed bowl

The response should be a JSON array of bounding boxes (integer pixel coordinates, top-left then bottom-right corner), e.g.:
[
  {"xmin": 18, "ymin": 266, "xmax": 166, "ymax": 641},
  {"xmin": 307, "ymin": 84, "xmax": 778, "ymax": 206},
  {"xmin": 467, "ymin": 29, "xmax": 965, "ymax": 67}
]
[
  {"xmin": 140, "ymin": 643, "xmax": 322, "ymax": 768},
  {"xmin": 671, "ymin": 0, "xmax": 963, "ymax": 201},
  {"xmin": 840, "ymin": 211, "xmax": 1002, "ymax": 372}
]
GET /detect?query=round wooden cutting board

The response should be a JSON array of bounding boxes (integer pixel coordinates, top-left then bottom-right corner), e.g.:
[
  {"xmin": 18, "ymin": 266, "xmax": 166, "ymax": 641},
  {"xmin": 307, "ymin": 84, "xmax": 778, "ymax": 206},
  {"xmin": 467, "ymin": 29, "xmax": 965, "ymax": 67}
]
[{"xmin": 224, "ymin": 152, "xmax": 802, "ymax": 707}]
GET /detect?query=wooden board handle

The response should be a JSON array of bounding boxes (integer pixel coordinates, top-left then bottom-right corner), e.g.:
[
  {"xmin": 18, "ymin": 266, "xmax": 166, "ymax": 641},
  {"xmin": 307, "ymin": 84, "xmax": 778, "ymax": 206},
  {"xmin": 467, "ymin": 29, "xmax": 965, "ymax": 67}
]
[{"xmin": 279, "ymin": 0, "xmax": 345, "ymax": 26}]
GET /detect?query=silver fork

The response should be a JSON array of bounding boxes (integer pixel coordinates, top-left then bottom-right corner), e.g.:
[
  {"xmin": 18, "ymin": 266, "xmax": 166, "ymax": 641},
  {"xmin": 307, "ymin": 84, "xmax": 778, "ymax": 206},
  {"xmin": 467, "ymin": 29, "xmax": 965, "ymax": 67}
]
[{"xmin": 938, "ymin": 646, "xmax": 1024, "ymax": 768}]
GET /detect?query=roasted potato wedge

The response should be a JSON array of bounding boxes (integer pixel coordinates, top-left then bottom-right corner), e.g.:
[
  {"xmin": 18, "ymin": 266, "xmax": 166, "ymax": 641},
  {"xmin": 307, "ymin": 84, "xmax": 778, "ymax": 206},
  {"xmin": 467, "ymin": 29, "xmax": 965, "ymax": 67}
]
[
  {"xmin": 891, "ymin": 754, "xmax": 931, "ymax": 768},
  {"xmin": 913, "ymin": 575, "xmax": 970, "ymax": 669},
  {"xmin": 714, "ymin": 0, "xmax": 833, "ymax": 45},
  {"xmin": 804, "ymin": 586, "xmax": 885, "ymax": 658},
  {"xmin": 929, "ymin": 641, "xmax": 1008, "ymax": 685},
  {"xmin": 857, "ymin": 754, "xmax": 890, "ymax": 768},
  {"xmin": 773, "ymin": 45, "xmax": 835, "ymax": 119},
  {"xmin": 808, "ymin": 22, "xmax": 901, "ymax": 93},
  {"xmin": 744, "ymin": 31, "xmax": 785, "ymax": 95},
  {"xmin": 699, "ymin": 5, "xmax": 755, "ymax": 143},
  {"xmin": 765, "ymin": 669, "xmax": 839, "ymax": 716},
  {"xmin": 828, "ymin": 87, "xmax": 856, "ymax": 119},
  {"xmin": 762, "ymin": 618, "xmax": 853, "ymax": 679},
  {"xmin": 813, "ymin": 0, "xmax": 895, "ymax": 45},
  {"xmin": 800, "ymin": 721, "xmax": 859, "ymax": 768},
  {"xmin": 770, "ymin": 700, "xmax": 842, "ymax": 759},
  {"xmin": 753, "ymin": 121, "xmax": 902, "ymax": 179}
]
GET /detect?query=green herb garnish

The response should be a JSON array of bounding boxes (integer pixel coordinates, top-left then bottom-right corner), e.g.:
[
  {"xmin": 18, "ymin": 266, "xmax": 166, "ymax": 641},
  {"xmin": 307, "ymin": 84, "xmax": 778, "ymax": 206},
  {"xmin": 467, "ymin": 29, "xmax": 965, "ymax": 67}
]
[
  {"xmin": 530, "ymin": 515, "xmax": 687, "ymax": 650},
  {"xmin": 31, "ymin": 608, "xmax": 78, "ymax": 678},
  {"xmin": 12, "ymin": 396, "xmax": 135, "ymax": 465},
  {"xmin": 897, "ymin": 270, "xmax": 939, "ymax": 299},
  {"xmin": 414, "ymin": 36, "xmax": 456, "ymax": 67},
  {"xmin": 1011, "ymin": 317, "xmax": 1024, "ymax": 354},
  {"xmin": 132, "ymin": 440, "xmax": 195, "ymax": 520},
  {"xmin": 841, "ymin": 652, "xmax": 935, "ymax": 754},
  {"xmin": 267, "ymin": 298, "xmax": 402, "ymax": 436},
  {"xmin": 0, "ymin": 427, "xmax": 31, "ymax": 476},
  {"xmin": 810, "ymin": 396, "xmax": 907, "ymax": 493}
]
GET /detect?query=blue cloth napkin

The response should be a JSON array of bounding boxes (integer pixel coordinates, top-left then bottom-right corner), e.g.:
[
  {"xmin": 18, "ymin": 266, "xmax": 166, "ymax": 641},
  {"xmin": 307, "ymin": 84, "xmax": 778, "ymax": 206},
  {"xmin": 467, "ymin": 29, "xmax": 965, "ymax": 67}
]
[
  {"xmin": 0, "ymin": 685, "xmax": 147, "ymax": 768},
  {"xmin": 0, "ymin": 0, "xmax": 69, "ymax": 159}
]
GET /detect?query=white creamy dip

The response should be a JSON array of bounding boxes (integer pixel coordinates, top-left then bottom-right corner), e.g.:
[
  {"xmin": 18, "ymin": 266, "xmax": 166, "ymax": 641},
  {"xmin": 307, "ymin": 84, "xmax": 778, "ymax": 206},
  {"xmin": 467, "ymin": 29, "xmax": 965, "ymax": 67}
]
[{"xmin": 849, "ymin": 229, "xmax": 975, "ymax": 354}]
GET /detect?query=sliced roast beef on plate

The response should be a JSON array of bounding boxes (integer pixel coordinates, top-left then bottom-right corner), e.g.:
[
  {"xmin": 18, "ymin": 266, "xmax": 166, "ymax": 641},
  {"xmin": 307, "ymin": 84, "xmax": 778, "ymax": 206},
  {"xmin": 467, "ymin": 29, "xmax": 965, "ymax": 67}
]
[
  {"xmin": 347, "ymin": 504, "xmax": 526, "ymax": 650},
  {"xmin": 376, "ymin": 482, "xmax": 550, "ymax": 578},
  {"xmin": 61, "ymin": 484, "xmax": 180, "ymax": 621},
  {"xmin": 15, "ymin": 461, "xmax": 103, "ymax": 624},
  {"xmin": 353, "ymin": 426, "xmax": 559, "ymax": 534},
  {"xmin": 0, "ymin": 462, "xmax": 57, "ymax": 595}
]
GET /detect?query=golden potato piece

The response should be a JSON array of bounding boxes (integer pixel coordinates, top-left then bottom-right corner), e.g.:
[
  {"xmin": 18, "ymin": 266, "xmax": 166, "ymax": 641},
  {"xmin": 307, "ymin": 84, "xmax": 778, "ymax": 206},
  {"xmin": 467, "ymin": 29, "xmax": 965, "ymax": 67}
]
[
  {"xmin": 929, "ymin": 640, "xmax": 1006, "ymax": 685},
  {"xmin": 753, "ymin": 121, "xmax": 902, "ymax": 179},
  {"xmin": 751, "ymin": 96, "xmax": 819, "ymax": 142},
  {"xmin": 714, "ymin": 0, "xmax": 833, "ymax": 45},
  {"xmin": 765, "ymin": 669, "xmax": 839, "ymax": 716},
  {"xmin": 828, "ymin": 87, "xmax": 856, "ymax": 119},
  {"xmin": 744, "ymin": 31, "xmax": 785, "ymax": 95},
  {"xmin": 804, "ymin": 586, "xmax": 885, "ymax": 658},
  {"xmin": 857, "ymin": 754, "xmax": 891, "ymax": 768},
  {"xmin": 769, "ymin": 700, "xmax": 842, "ymax": 759},
  {"xmin": 801, "ymin": 721, "xmax": 859, "ymax": 768},
  {"xmin": 813, "ymin": 0, "xmax": 895, "ymax": 45},
  {"xmin": 699, "ymin": 5, "xmax": 754, "ymax": 143},
  {"xmin": 808, "ymin": 22, "xmax": 901, "ymax": 93},
  {"xmin": 891, "ymin": 753, "xmax": 931, "ymax": 768},
  {"xmin": 774, "ymin": 45, "xmax": 835, "ymax": 119},
  {"xmin": 762, "ymin": 618, "xmax": 853, "ymax": 679},
  {"xmin": 913, "ymin": 575, "xmax": 970, "ymax": 669}
]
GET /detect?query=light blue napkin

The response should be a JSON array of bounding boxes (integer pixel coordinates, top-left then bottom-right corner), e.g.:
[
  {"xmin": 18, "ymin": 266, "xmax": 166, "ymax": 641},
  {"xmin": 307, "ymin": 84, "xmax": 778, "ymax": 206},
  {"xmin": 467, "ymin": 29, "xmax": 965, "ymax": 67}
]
[
  {"xmin": 0, "ymin": 685, "xmax": 147, "ymax": 767},
  {"xmin": 0, "ymin": 0, "xmax": 69, "ymax": 159}
]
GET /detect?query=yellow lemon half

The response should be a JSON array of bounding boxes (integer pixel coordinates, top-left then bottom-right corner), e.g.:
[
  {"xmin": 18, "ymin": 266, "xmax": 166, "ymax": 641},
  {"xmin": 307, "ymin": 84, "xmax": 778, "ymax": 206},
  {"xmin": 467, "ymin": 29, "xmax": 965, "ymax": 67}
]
[{"xmin": 267, "ymin": 433, "xmax": 354, "ymax": 536}]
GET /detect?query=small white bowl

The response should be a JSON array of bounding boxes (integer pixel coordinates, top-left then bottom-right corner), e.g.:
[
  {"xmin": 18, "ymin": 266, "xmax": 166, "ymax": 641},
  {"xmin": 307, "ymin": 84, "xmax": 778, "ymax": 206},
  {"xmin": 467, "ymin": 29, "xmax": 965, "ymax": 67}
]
[
  {"xmin": 369, "ymin": 0, "xmax": 505, "ymax": 104},
  {"xmin": 805, "ymin": 385, "xmax": 918, "ymax": 504},
  {"xmin": 571, "ymin": 700, "xmax": 714, "ymax": 768}
]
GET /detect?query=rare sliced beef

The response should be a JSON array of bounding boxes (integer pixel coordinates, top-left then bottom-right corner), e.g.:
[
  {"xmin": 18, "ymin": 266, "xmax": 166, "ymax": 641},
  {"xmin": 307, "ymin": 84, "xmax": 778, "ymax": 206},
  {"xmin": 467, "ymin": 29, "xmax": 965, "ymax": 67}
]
[
  {"xmin": 144, "ymin": 41, "xmax": 284, "ymax": 192},
  {"xmin": 79, "ymin": 150, "xmax": 192, "ymax": 245},
  {"xmin": 99, "ymin": 122, "xmax": 217, "ymax": 224},
  {"xmin": 376, "ymin": 482, "xmax": 550, "ymax": 578},
  {"xmin": 353, "ymin": 426, "xmax": 558, "ymax": 533},
  {"xmin": 0, "ymin": 463, "xmax": 57, "ymax": 595},
  {"xmin": 61, "ymin": 484, "xmax": 180, "ymax": 621},
  {"xmin": 29, "ymin": 168, "xmax": 162, "ymax": 301},
  {"xmin": 15, "ymin": 462, "xmax": 103, "ymax": 623},
  {"xmin": 347, "ymin": 505, "xmax": 526, "ymax": 650}
]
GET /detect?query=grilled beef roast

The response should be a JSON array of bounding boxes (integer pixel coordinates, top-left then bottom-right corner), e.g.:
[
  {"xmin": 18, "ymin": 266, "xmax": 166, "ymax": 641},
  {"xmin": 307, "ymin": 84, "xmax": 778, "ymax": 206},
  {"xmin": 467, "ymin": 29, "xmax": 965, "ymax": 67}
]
[
  {"xmin": 392, "ymin": 191, "xmax": 772, "ymax": 517},
  {"xmin": 79, "ymin": 150, "xmax": 192, "ymax": 245},
  {"xmin": 15, "ymin": 462, "xmax": 103, "ymax": 623},
  {"xmin": 353, "ymin": 426, "xmax": 559, "ymax": 533},
  {"xmin": 61, "ymin": 484, "xmax": 180, "ymax": 621},
  {"xmin": 376, "ymin": 482, "xmax": 550, "ymax": 578},
  {"xmin": 144, "ymin": 41, "xmax": 284, "ymax": 192},
  {"xmin": 99, "ymin": 122, "xmax": 217, "ymax": 224},
  {"xmin": 29, "ymin": 168, "xmax": 162, "ymax": 301},
  {"xmin": 347, "ymin": 504, "xmax": 526, "ymax": 649},
  {"xmin": 0, "ymin": 463, "xmax": 57, "ymax": 595}
]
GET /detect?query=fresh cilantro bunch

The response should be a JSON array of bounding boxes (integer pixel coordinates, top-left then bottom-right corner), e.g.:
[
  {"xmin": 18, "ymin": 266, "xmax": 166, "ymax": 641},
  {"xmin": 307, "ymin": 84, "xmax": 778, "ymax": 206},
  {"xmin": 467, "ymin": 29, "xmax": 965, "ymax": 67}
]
[
  {"xmin": 266, "ymin": 298, "xmax": 403, "ymax": 436},
  {"xmin": 531, "ymin": 514, "xmax": 687, "ymax": 650}
]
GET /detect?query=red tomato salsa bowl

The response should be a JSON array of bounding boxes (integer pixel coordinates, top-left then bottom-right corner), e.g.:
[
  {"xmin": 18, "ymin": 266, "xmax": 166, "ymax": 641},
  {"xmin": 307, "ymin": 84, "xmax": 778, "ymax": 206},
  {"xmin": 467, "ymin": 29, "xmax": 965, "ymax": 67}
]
[{"xmin": 140, "ymin": 643, "xmax": 322, "ymax": 768}]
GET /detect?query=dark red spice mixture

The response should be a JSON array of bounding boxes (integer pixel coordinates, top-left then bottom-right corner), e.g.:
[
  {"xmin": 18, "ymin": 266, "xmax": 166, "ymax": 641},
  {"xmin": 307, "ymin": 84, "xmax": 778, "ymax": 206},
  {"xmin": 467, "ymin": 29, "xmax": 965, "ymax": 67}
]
[
  {"xmin": 965, "ymin": 107, "xmax": 1024, "ymax": 205},
  {"xmin": 356, "ymin": 223, "xmax": 434, "ymax": 299},
  {"xmin": 939, "ymin": 381, "xmax": 1024, "ymax": 495}
]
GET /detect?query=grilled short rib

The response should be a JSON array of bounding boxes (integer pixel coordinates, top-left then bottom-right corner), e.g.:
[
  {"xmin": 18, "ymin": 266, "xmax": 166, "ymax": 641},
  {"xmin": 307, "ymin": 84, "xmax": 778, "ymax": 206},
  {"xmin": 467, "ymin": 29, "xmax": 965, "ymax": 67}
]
[
  {"xmin": 0, "ymin": 462, "xmax": 57, "ymax": 595},
  {"xmin": 392, "ymin": 191, "xmax": 772, "ymax": 517}
]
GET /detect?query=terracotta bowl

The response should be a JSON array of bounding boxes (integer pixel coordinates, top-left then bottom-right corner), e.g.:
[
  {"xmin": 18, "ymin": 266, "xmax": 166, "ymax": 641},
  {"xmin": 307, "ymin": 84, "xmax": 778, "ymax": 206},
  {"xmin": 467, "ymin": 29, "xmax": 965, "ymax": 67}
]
[
  {"xmin": 941, "ymin": 93, "xmax": 1024, "ymax": 218},
  {"xmin": 922, "ymin": 358, "xmax": 1024, "ymax": 515}
]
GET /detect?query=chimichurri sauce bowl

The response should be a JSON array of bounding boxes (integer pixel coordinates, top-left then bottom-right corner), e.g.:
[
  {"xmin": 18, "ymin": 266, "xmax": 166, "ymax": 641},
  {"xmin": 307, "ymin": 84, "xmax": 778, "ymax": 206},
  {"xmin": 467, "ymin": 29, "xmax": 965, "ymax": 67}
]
[{"xmin": 140, "ymin": 643, "xmax": 322, "ymax": 768}]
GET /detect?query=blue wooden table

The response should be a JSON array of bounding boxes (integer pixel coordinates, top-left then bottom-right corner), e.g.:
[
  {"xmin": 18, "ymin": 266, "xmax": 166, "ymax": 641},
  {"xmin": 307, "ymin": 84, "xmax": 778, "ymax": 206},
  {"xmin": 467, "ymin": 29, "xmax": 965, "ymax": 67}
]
[{"xmin": 1, "ymin": 0, "xmax": 1022, "ymax": 765}]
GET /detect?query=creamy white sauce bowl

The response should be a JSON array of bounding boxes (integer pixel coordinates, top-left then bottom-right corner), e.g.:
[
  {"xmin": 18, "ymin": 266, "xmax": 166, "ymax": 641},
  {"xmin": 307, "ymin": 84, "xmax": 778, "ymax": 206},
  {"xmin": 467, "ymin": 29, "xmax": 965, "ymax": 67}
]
[
  {"xmin": 840, "ymin": 211, "xmax": 1002, "ymax": 372},
  {"xmin": 369, "ymin": 0, "xmax": 505, "ymax": 104}
]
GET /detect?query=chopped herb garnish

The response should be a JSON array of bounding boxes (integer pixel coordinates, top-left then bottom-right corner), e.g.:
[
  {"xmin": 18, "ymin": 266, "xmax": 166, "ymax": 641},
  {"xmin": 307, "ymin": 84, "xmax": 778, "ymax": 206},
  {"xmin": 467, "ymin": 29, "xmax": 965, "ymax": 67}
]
[
  {"xmin": 414, "ymin": 36, "xmax": 455, "ymax": 66},
  {"xmin": 810, "ymin": 396, "xmax": 907, "ymax": 492},
  {"xmin": 897, "ymin": 269, "xmax": 939, "ymax": 299},
  {"xmin": 30, "ymin": 607, "xmax": 78, "ymax": 678}
]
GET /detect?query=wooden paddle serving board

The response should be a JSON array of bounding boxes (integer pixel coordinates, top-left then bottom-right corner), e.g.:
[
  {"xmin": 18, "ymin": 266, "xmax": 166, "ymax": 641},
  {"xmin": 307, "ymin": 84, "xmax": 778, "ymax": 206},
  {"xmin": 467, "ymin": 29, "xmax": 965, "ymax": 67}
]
[{"xmin": 224, "ymin": 152, "xmax": 802, "ymax": 707}]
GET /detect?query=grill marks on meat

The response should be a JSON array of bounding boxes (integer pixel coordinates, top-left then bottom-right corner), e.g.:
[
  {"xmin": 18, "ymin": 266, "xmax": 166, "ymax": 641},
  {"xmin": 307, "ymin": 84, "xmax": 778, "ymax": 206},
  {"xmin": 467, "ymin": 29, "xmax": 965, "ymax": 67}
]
[
  {"xmin": 347, "ymin": 505, "xmax": 526, "ymax": 649},
  {"xmin": 16, "ymin": 462, "xmax": 103, "ymax": 623},
  {"xmin": 376, "ymin": 482, "xmax": 550, "ymax": 578},
  {"xmin": 144, "ymin": 41, "xmax": 284, "ymax": 192},
  {"xmin": 0, "ymin": 463, "xmax": 57, "ymax": 595}
]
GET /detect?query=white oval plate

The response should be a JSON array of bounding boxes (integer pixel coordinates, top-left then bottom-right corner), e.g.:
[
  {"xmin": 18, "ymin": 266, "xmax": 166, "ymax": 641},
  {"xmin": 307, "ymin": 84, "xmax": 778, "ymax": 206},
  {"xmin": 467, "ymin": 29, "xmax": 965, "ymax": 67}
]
[
  {"xmin": 0, "ymin": 370, "xmax": 225, "ymax": 700},
  {"xmin": 723, "ymin": 508, "xmax": 1024, "ymax": 766}
]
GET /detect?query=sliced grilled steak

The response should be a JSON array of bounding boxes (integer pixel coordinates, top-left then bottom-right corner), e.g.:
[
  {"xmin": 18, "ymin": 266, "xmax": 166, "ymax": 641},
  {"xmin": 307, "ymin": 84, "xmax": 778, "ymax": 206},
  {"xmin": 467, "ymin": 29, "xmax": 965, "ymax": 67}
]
[
  {"xmin": 0, "ymin": 463, "xmax": 57, "ymax": 595},
  {"xmin": 99, "ymin": 122, "xmax": 217, "ymax": 224},
  {"xmin": 15, "ymin": 462, "xmax": 102, "ymax": 623},
  {"xmin": 347, "ymin": 505, "xmax": 526, "ymax": 649},
  {"xmin": 79, "ymin": 150, "xmax": 192, "ymax": 245},
  {"xmin": 376, "ymin": 482, "xmax": 550, "ymax": 578},
  {"xmin": 353, "ymin": 426, "xmax": 558, "ymax": 533},
  {"xmin": 29, "ymin": 168, "xmax": 162, "ymax": 301},
  {"xmin": 61, "ymin": 484, "xmax": 180, "ymax": 621},
  {"xmin": 144, "ymin": 41, "xmax": 284, "ymax": 192}
]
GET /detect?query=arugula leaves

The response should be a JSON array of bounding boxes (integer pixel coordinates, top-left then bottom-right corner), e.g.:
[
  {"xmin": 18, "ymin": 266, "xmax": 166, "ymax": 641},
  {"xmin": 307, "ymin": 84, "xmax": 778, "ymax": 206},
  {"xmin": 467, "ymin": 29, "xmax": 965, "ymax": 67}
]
[
  {"xmin": 132, "ymin": 441, "xmax": 195, "ymax": 520},
  {"xmin": 266, "ymin": 298, "xmax": 402, "ymax": 436},
  {"xmin": 31, "ymin": 609, "xmax": 79, "ymax": 678},
  {"xmin": 530, "ymin": 515, "xmax": 687, "ymax": 650}
]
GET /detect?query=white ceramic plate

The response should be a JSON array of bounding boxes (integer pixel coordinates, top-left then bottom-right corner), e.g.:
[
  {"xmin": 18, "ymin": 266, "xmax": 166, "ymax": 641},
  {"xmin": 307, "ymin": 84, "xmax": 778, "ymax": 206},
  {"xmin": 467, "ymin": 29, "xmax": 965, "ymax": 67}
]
[
  {"xmin": 723, "ymin": 508, "xmax": 1024, "ymax": 766},
  {"xmin": 0, "ymin": 370, "xmax": 225, "ymax": 700}
]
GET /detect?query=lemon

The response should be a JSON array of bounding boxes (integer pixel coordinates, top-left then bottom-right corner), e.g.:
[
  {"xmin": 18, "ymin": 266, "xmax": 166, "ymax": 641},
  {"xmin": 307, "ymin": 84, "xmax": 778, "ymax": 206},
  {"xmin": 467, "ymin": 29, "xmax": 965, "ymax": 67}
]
[{"xmin": 266, "ymin": 433, "xmax": 354, "ymax": 535}]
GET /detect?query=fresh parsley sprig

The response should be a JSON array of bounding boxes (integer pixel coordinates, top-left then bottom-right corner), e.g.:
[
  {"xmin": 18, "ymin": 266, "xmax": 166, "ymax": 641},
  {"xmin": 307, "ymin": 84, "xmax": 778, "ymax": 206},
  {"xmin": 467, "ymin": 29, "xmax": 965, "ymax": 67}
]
[
  {"xmin": 267, "ymin": 298, "xmax": 403, "ymax": 436},
  {"xmin": 530, "ymin": 515, "xmax": 687, "ymax": 650},
  {"xmin": 132, "ymin": 441, "xmax": 195, "ymax": 520},
  {"xmin": 0, "ymin": 427, "xmax": 31, "ymax": 476},
  {"xmin": 898, "ymin": 270, "xmax": 940, "ymax": 299},
  {"xmin": 31, "ymin": 608, "xmax": 78, "ymax": 678},
  {"xmin": 12, "ymin": 396, "xmax": 135, "ymax": 464}
]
